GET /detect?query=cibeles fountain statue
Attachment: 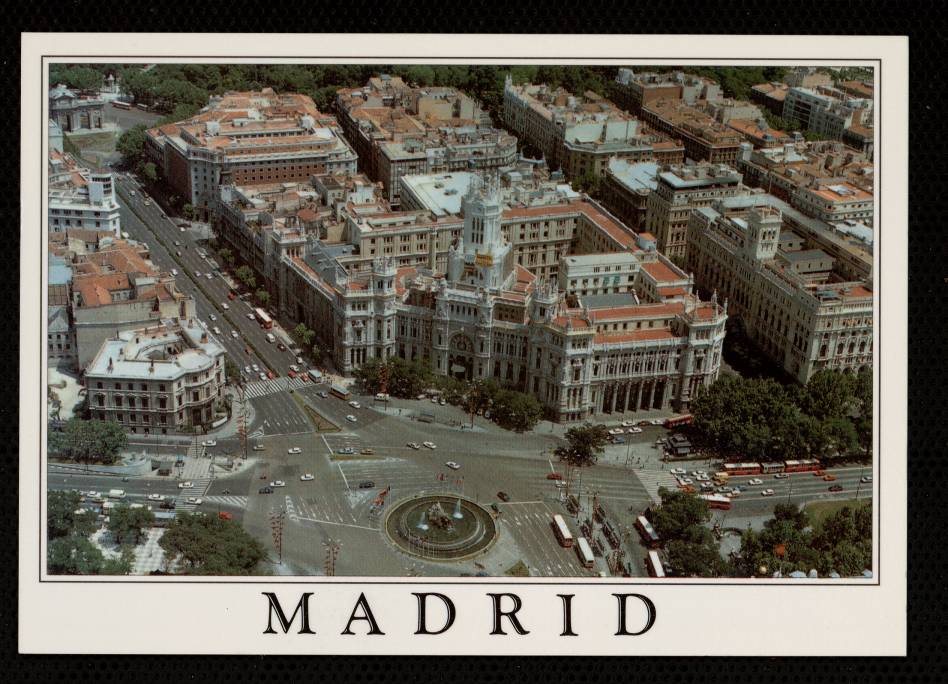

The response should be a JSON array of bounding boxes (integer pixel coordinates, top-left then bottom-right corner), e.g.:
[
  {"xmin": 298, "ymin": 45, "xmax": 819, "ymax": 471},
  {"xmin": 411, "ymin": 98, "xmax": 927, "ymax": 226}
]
[
  {"xmin": 424, "ymin": 501, "xmax": 456, "ymax": 532},
  {"xmin": 389, "ymin": 494, "xmax": 498, "ymax": 560}
]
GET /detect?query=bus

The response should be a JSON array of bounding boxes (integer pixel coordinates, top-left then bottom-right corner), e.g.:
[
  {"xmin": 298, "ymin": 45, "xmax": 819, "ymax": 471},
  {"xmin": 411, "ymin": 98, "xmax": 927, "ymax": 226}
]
[
  {"xmin": 664, "ymin": 414, "xmax": 694, "ymax": 429},
  {"xmin": 646, "ymin": 550, "xmax": 666, "ymax": 578},
  {"xmin": 330, "ymin": 384, "xmax": 350, "ymax": 401},
  {"xmin": 136, "ymin": 102, "xmax": 150, "ymax": 111},
  {"xmin": 551, "ymin": 514, "xmax": 574, "ymax": 548},
  {"xmin": 576, "ymin": 536, "xmax": 595, "ymax": 569},
  {"xmin": 254, "ymin": 308, "xmax": 273, "ymax": 330},
  {"xmin": 112, "ymin": 100, "xmax": 132, "ymax": 110},
  {"xmin": 698, "ymin": 494, "xmax": 732, "ymax": 510},
  {"xmin": 634, "ymin": 515, "xmax": 661, "ymax": 549},
  {"xmin": 762, "ymin": 461, "xmax": 786, "ymax": 474},
  {"xmin": 784, "ymin": 458, "xmax": 821, "ymax": 473},
  {"xmin": 723, "ymin": 462, "xmax": 763, "ymax": 476}
]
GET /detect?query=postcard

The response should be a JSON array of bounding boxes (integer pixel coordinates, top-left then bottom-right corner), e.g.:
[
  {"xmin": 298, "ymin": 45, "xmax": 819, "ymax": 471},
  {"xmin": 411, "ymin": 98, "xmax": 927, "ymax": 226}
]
[{"xmin": 20, "ymin": 32, "xmax": 907, "ymax": 655}]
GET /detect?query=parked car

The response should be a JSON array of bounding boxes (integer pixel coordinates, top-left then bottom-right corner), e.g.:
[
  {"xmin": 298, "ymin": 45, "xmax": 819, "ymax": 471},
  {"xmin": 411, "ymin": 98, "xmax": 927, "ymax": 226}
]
[
  {"xmin": 300, "ymin": 474, "xmax": 315, "ymax": 482},
  {"xmin": 231, "ymin": 331, "xmax": 239, "ymax": 339},
  {"xmin": 445, "ymin": 461, "xmax": 461, "ymax": 470},
  {"xmin": 346, "ymin": 415, "xmax": 357, "ymax": 423},
  {"xmin": 337, "ymin": 447, "xmax": 355, "ymax": 455},
  {"xmin": 546, "ymin": 472, "xmax": 563, "ymax": 481},
  {"xmin": 269, "ymin": 481, "xmax": 286, "ymax": 488},
  {"xmin": 160, "ymin": 500, "xmax": 176, "ymax": 509},
  {"xmin": 423, "ymin": 441, "xmax": 437, "ymax": 449},
  {"xmin": 287, "ymin": 447, "xmax": 302, "ymax": 454},
  {"xmin": 497, "ymin": 491, "xmax": 510, "ymax": 502},
  {"xmin": 407, "ymin": 442, "xmax": 421, "ymax": 450},
  {"xmin": 213, "ymin": 326, "xmax": 221, "ymax": 335}
]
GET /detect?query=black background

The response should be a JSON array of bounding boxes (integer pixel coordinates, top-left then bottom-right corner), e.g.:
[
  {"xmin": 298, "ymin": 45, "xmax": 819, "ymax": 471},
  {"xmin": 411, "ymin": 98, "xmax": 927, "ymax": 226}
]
[{"xmin": 3, "ymin": 0, "xmax": 941, "ymax": 679}]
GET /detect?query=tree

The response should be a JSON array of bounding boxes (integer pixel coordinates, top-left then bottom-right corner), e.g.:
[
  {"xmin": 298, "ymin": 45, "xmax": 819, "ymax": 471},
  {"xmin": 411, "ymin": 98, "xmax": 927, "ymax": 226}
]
[
  {"xmin": 650, "ymin": 488, "xmax": 712, "ymax": 541},
  {"xmin": 51, "ymin": 418, "xmax": 127, "ymax": 465},
  {"xmin": 665, "ymin": 527, "xmax": 728, "ymax": 577},
  {"xmin": 183, "ymin": 203, "xmax": 195, "ymax": 220},
  {"xmin": 141, "ymin": 161, "xmax": 158, "ymax": 182},
  {"xmin": 554, "ymin": 422, "xmax": 610, "ymax": 469},
  {"xmin": 255, "ymin": 289, "xmax": 270, "ymax": 306},
  {"xmin": 571, "ymin": 170, "xmax": 601, "ymax": 197},
  {"xmin": 802, "ymin": 370, "xmax": 854, "ymax": 421},
  {"xmin": 224, "ymin": 357, "xmax": 241, "ymax": 384},
  {"xmin": 490, "ymin": 389, "xmax": 544, "ymax": 432},
  {"xmin": 218, "ymin": 247, "xmax": 234, "ymax": 266},
  {"xmin": 108, "ymin": 504, "xmax": 155, "ymax": 546},
  {"xmin": 236, "ymin": 265, "xmax": 256, "ymax": 290},
  {"xmin": 116, "ymin": 124, "xmax": 148, "ymax": 167},
  {"xmin": 47, "ymin": 490, "xmax": 96, "ymax": 539},
  {"xmin": 159, "ymin": 512, "xmax": 267, "ymax": 575},
  {"xmin": 48, "ymin": 537, "xmax": 132, "ymax": 575}
]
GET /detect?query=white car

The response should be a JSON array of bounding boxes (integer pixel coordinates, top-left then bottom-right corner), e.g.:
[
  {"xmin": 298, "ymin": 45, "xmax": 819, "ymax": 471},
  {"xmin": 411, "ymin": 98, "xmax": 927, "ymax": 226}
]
[
  {"xmin": 247, "ymin": 312, "xmax": 256, "ymax": 320},
  {"xmin": 423, "ymin": 441, "xmax": 437, "ymax": 449},
  {"xmin": 627, "ymin": 427, "xmax": 643, "ymax": 434},
  {"xmin": 860, "ymin": 475, "xmax": 873, "ymax": 483},
  {"xmin": 761, "ymin": 489, "xmax": 775, "ymax": 497},
  {"xmin": 348, "ymin": 401, "xmax": 361, "ymax": 409},
  {"xmin": 202, "ymin": 440, "xmax": 217, "ymax": 447},
  {"xmin": 407, "ymin": 442, "xmax": 421, "ymax": 450},
  {"xmin": 621, "ymin": 420, "xmax": 635, "ymax": 427},
  {"xmin": 300, "ymin": 474, "xmax": 315, "ymax": 482},
  {"xmin": 252, "ymin": 364, "xmax": 260, "ymax": 372},
  {"xmin": 346, "ymin": 414, "xmax": 357, "ymax": 423},
  {"xmin": 445, "ymin": 461, "xmax": 461, "ymax": 470},
  {"xmin": 695, "ymin": 474, "xmax": 710, "ymax": 482},
  {"xmin": 213, "ymin": 326, "xmax": 221, "ymax": 335},
  {"xmin": 270, "ymin": 481, "xmax": 286, "ymax": 488},
  {"xmin": 287, "ymin": 447, "xmax": 302, "ymax": 454},
  {"xmin": 289, "ymin": 364, "xmax": 300, "ymax": 373},
  {"xmin": 209, "ymin": 314, "xmax": 217, "ymax": 321},
  {"xmin": 439, "ymin": 398, "xmax": 446, "ymax": 406},
  {"xmin": 774, "ymin": 473, "xmax": 790, "ymax": 479},
  {"xmin": 671, "ymin": 467, "xmax": 686, "ymax": 476},
  {"xmin": 206, "ymin": 273, "xmax": 213, "ymax": 280},
  {"xmin": 258, "ymin": 372, "xmax": 267, "ymax": 381},
  {"xmin": 186, "ymin": 497, "xmax": 203, "ymax": 505},
  {"xmin": 296, "ymin": 357, "xmax": 304, "ymax": 365},
  {"xmin": 147, "ymin": 493, "xmax": 163, "ymax": 501},
  {"xmin": 231, "ymin": 330, "xmax": 239, "ymax": 339},
  {"xmin": 222, "ymin": 303, "xmax": 230, "ymax": 310},
  {"xmin": 608, "ymin": 428, "xmax": 624, "ymax": 435},
  {"xmin": 195, "ymin": 271, "xmax": 201, "ymax": 278},
  {"xmin": 252, "ymin": 444, "xmax": 266, "ymax": 451},
  {"xmin": 244, "ymin": 365, "xmax": 251, "ymax": 374},
  {"xmin": 748, "ymin": 478, "xmax": 763, "ymax": 486},
  {"xmin": 679, "ymin": 477, "xmax": 694, "ymax": 485},
  {"xmin": 431, "ymin": 397, "xmax": 439, "ymax": 403},
  {"xmin": 171, "ymin": 268, "xmax": 178, "ymax": 276},
  {"xmin": 177, "ymin": 481, "xmax": 194, "ymax": 489},
  {"xmin": 179, "ymin": 226, "xmax": 186, "ymax": 232}
]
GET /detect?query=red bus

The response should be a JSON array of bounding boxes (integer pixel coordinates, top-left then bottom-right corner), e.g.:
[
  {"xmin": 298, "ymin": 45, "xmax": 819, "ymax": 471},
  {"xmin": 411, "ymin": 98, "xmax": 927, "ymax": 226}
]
[
  {"xmin": 784, "ymin": 459, "xmax": 821, "ymax": 473},
  {"xmin": 699, "ymin": 494, "xmax": 732, "ymax": 510},
  {"xmin": 112, "ymin": 100, "xmax": 132, "ymax": 110},
  {"xmin": 646, "ymin": 550, "xmax": 666, "ymax": 578},
  {"xmin": 254, "ymin": 308, "xmax": 273, "ymax": 330},
  {"xmin": 664, "ymin": 414, "xmax": 694, "ymax": 429},
  {"xmin": 634, "ymin": 515, "xmax": 661, "ymax": 549},
  {"xmin": 551, "ymin": 514, "xmax": 574, "ymax": 548},
  {"xmin": 723, "ymin": 462, "xmax": 762, "ymax": 476}
]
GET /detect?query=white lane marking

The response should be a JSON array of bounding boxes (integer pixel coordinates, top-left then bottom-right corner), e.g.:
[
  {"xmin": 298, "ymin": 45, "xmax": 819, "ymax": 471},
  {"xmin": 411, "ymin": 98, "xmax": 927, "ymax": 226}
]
[
  {"xmin": 293, "ymin": 516, "xmax": 377, "ymax": 531},
  {"xmin": 337, "ymin": 463, "xmax": 350, "ymax": 491}
]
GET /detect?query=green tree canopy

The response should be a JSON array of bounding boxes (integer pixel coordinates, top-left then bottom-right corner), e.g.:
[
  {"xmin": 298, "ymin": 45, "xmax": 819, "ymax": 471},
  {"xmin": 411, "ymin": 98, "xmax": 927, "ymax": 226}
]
[
  {"xmin": 650, "ymin": 488, "xmax": 712, "ymax": 541},
  {"xmin": 116, "ymin": 124, "xmax": 148, "ymax": 167},
  {"xmin": 159, "ymin": 512, "xmax": 267, "ymax": 575},
  {"xmin": 50, "ymin": 418, "xmax": 128, "ymax": 465},
  {"xmin": 554, "ymin": 422, "xmax": 610, "ymax": 468},
  {"xmin": 108, "ymin": 504, "xmax": 156, "ymax": 546},
  {"xmin": 491, "ymin": 389, "xmax": 544, "ymax": 432},
  {"xmin": 47, "ymin": 490, "xmax": 97, "ymax": 539}
]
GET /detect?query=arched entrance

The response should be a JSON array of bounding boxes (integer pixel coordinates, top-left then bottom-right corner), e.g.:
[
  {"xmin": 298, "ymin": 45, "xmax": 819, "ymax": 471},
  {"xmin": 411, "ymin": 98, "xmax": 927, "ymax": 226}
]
[{"xmin": 448, "ymin": 333, "xmax": 474, "ymax": 381}]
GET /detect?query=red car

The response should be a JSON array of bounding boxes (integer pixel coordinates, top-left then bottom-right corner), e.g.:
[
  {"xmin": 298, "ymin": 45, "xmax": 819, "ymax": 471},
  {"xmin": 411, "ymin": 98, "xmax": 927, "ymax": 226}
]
[
  {"xmin": 822, "ymin": 474, "xmax": 837, "ymax": 482},
  {"xmin": 218, "ymin": 511, "xmax": 233, "ymax": 521},
  {"xmin": 813, "ymin": 470, "xmax": 826, "ymax": 477},
  {"xmin": 287, "ymin": 370, "xmax": 296, "ymax": 379},
  {"xmin": 546, "ymin": 472, "xmax": 563, "ymax": 480},
  {"xmin": 227, "ymin": 291, "xmax": 237, "ymax": 300},
  {"xmin": 267, "ymin": 370, "xmax": 275, "ymax": 380}
]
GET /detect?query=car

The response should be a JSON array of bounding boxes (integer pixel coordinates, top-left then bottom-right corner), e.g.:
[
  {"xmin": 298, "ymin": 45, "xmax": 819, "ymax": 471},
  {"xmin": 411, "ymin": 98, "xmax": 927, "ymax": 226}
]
[
  {"xmin": 270, "ymin": 481, "xmax": 286, "ymax": 488},
  {"xmin": 431, "ymin": 397, "xmax": 439, "ymax": 403},
  {"xmin": 244, "ymin": 365, "xmax": 252, "ymax": 374},
  {"xmin": 546, "ymin": 472, "xmax": 563, "ymax": 481},
  {"xmin": 416, "ymin": 394, "xmax": 426, "ymax": 400},
  {"xmin": 360, "ymin": 448, "xmax": 375, "ymax": 455},
  {"xmin": 354, "ymin": 481, "xmax": 374, "ymax": 490},
  {"xmin": 700, "ymin": 483, "xmax": 714, "ymax": 491},
  {"xmin": 179, "ymin": 226, "xmax": 186, "ymax": 232},
  {"xmin": 423, "ymin": 441, "xmax": 437, "ymax": 449},
  {"xmin": 297, "ymin": 357, "xmax": 305, "ymax": 365},
  {"xmin": 231, "ymin": 330, "xmax": 239, "ymax": 339},
  {"xmin": 348, "ymin": 400, "xmax": 361, "ymax": 409},
  {"xmin": 621, "ymin": 420, "xmax": 635, "ymax": 427},
  {"xmin": 407, "ymin": 442, "xmax": 421, "ymax": 450},
  {"xmin": 252, "ymin": 444, "xmax": 266, "ymax": 451},
  {"xmin": 823, "ymin": 474, "xmax": 837, "ymax": 482},
  {"xmin": 490, "ymin": 503, "xmax": 501, "ymax": 515},
  {"xmin": 252, "ymin": 364, "xmax": 260, "ymax": 372},
  {"xmin": 289, "ymin": 364, "xmax": 300, "ymax": 373},
  {"xmin": 267, "ymin": 371, "xmax": 276, "ymax": 380},
  {"xmin": 318, "ymin": 391, "xmax": 329, "ymax": 398},
  {"xmin": 247, "ymin": 312, "xmax": 255, "ymax": 320},
  {"xmin": 608, "ymin": 428, "xmax": 624, "ymax": 435},
  {"xmin": 171, "ymin": 268, "xmax": 179, "ymax": 276},
  {"xmin": 300, "ymin": 474, "xmax": 315, "ymax": 482},
  {"xmin": 681, "ymin": 485, "xmax": 697, "ymax": 494},
  {"xmin": 828, "ymin": 484, "xmax": 844, "ymax": 492},
  {"xmin": 195, "ymin": 271, "xmax": 201, "ymax": 277},
  {"xmin": 287, "ymin": 447, "xmax": 302, "ymax": 454},
  {"xmin": 445, "ymin": 461, "xmax": 461, "ymax": 470},
  {"xmin": 213, "ymin": 326, "xmax": 221, "ymax": 335},
  {"xmin": 144, "ymin": 199, "xmax": 152, "ymax": 206},
  {"xmin": 258, "ymin": 486, "xmax": 273, "ymax": 494},
  {"xmin": 186, "ymin": 497, "xmax": 203, "ymax": 505},
  {"xmin": 690, "ymin": 471, "xmax": 701, "ymax": 478},
  {"xmin": 613, "ymin": 436, "xmax": 625, "ymax": 444},
  {"xmin": 173, "ymin": 240, "xmax": 181, "ymax": 247},
  {"xmin": 206, "ymin": 273, "xmax": 213, "ymax": 280},
  {"xmin": 860, "ymin": 475, "xmax": 873, "ymax": 483},
  {"xmin": 695, "ymin": 474, "xmax": 710, "ymax": 482},
  {"xmin": 649, "ymin": 418, "xmax": 664, "ymax": 425},
  {"xmin": 258, "ymin": 373, "xmax": 267, "ymax": 381},
  {"xmin": 287, "ymin": 370, "xmax": 297, "ymax": 379},
  {"xmin": 178, "ymin": 481, "xmax": 193, "ymax": 488},
  {"xmin": 761, "ymin": 488, "xmax": 775, "ymax": 496},
  {"xmin": 176, "ymin": 250, "xmax": 182, "ymax": 257},
  {"xmin": 497, "ymin": 491, "xmax": 511, "ymax": 502},
  {"xmin": 277, "ymin": 342, "xmax": 287, "ymax": 351},
  {"xmin": 218, "ymin": 511, "xmax": 233, "ymax": 521},
  {"xmin": 202, "ymin": 440, "xmax": 217, "ymax": 447},
  {"xmin": 129, "ymin": 190, "xmax": 136, "ymax": 196},
  {"xmin": 678, "ymin": 477, "xmax": 693, "ymax": 485},
  {"xmin": 160, "ymin": 500, "xmax": 176, "ymax": 509},
  {"xmin": 346, "ymin": 415, "xmax": 357, "ymax": 423},
  {"xmin": 222, "ymin": 303, "xmax": 230, "ymax": 310},
  {"xmin": 671, "ymin": 467, "xmax": 686, "ymax": 476},
  {"xmin": 813, "ymin": 470, "xmax": 826, "ymax": 477},
  {"xmin": 748, "ymin": 478, "xmax": 763, "ymax": 485},
  {"xmin": 147, "ymin": 493, "xmax": 163, "ymax": 501},
  {"xmin": 209, "ymin": 313, "xmax": 217, "ymax": 321},
  {"xmin": 774, "ymin": 473, "xmax": 790, "ymax": 479},
  {"xmin": 337, "ymin": 447, "xmax": 355, "ymax": 455},
  {"xmin": 627, "ymin": 426, "xmax": 643, "ymax": 434}
]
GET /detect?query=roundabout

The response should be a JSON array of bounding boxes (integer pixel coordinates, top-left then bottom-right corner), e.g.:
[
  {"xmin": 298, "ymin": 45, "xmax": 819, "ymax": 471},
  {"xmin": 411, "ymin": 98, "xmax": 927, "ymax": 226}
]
[{"xmin": 383, "ymin": 494, "xmax": 498, "ymax": 561}]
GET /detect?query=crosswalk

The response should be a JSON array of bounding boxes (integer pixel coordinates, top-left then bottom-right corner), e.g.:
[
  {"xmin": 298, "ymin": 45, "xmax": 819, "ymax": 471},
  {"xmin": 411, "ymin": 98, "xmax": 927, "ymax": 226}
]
[
  {"xmin": 631, "ymin": 469, "xmax": 680, "ymax": 504},
  {"xmin": 175, "ymin": 477, "xmax": 213, "ymax": 512},
  {"xmin": 243, "ymin": 376, "xmax": 309, "ymax": 399},
  {"xmin": 204, "ymin": 494, "xmax": 249, "ymax": 509}
]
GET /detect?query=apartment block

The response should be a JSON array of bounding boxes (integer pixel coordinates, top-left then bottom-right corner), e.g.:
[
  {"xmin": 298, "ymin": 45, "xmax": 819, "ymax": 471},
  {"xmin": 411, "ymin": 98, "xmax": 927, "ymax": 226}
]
[
  {"xmin": 640, "ymin": 99, "xmax": 744, "ymax": 165},
  {"xmin": 48, "ymin": 151, "xmax": 121, "ymax": 237}
]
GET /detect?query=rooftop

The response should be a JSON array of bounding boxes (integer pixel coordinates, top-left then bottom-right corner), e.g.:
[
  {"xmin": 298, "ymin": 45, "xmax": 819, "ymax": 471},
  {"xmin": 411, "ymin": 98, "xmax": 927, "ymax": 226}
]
[
  {"xmin": 606, "ymin": 160, "xmax": 660, "ymax": 194},
  {"xmin": 86, "ymin": 320, "xmax": 224, "ymax": 380}
]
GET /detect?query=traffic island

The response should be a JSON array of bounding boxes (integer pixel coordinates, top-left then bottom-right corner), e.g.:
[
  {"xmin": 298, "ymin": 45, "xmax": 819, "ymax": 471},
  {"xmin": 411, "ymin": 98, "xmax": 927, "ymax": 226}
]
[{"xmin": 383, "ymin": 495, "xmax": 498, "ymax": 561}]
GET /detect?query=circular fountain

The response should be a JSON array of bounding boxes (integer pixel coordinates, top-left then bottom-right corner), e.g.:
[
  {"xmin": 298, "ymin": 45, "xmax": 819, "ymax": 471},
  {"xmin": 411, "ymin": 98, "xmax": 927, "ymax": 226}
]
[{"xmin": 384, "ymin": 494, "xmax": 498, "ymax": 561}]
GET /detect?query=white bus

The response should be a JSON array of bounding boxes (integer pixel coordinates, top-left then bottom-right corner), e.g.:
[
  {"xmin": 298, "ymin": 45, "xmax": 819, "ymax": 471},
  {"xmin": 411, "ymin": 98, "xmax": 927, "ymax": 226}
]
[
  {"xmin": 646, "ymin": 550, "xmax": 666, "ymax": 578},
  {"xmin": 576, "ymin": 536, "xmax": 595, "ymax": 569},
  {"xmin": 635, "ymin": 515, "xmax": 661, "ymax": 549},
  {"xmin": 551, "ymin": 514, "xmax": 574, "ymax": 548}
]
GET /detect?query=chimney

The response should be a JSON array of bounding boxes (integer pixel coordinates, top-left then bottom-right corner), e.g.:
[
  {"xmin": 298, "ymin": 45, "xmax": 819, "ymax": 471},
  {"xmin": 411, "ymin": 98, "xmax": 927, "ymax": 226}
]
[
  {"xmin": 107, "ymin": 357, "xmax": 113, "ymax": 372},
  {"xmin": 149, "ymin": 359, "xmax": 155, "ymax": 373}
]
